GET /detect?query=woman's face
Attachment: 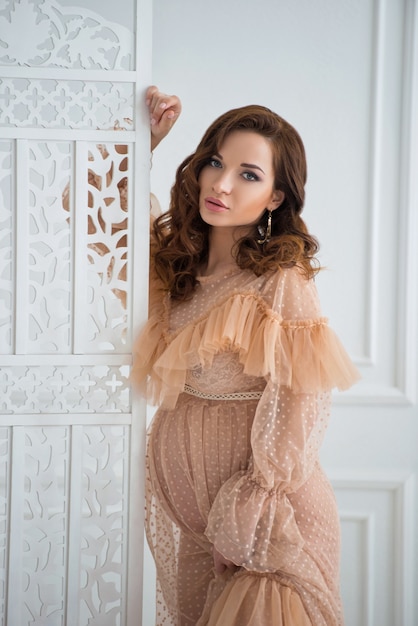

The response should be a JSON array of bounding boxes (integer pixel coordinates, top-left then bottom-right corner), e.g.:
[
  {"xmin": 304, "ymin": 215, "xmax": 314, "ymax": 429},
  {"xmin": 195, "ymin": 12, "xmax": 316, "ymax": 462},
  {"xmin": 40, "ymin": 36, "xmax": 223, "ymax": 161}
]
[{"xmin": 198, "ymin": 130, "xmax": 283, "ymax": 232}]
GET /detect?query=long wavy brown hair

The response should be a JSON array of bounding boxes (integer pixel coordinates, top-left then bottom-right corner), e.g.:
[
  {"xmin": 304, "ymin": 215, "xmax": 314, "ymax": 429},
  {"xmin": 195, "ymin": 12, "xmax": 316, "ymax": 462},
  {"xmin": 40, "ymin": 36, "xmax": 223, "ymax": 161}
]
[{"xmin": 152, "ymin": 104, "xmax": 320, "ymax": 300}]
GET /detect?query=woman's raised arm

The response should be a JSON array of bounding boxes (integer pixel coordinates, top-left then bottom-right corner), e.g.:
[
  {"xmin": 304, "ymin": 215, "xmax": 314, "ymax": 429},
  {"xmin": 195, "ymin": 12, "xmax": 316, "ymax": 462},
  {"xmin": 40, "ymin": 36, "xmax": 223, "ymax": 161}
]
[{"xmin": 146, "ymin": 85, "xmax": 182, "ymax": 151}]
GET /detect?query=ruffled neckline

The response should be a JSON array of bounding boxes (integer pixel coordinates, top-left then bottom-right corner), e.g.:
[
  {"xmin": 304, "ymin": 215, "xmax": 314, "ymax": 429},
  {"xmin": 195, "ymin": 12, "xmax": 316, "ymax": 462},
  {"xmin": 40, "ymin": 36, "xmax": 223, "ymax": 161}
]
[{"xmin": 132, "ymin": 287, "xmax": 360, "ymax": 409}]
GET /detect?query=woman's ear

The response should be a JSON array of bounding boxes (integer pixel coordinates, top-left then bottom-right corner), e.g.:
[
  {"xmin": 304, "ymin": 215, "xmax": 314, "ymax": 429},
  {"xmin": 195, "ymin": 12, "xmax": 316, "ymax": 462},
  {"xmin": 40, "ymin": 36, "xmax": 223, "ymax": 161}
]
[{"xmin": 270, "ymin": 189, "xmax": 285, "ymax": 210}]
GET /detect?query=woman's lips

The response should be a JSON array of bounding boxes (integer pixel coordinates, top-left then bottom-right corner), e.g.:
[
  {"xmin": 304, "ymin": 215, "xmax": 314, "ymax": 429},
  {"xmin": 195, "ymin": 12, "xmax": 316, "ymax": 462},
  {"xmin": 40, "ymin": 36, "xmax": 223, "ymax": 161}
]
[{"xmin": 204, "ymin": 197, "xmax": 228, "ymax": 212}]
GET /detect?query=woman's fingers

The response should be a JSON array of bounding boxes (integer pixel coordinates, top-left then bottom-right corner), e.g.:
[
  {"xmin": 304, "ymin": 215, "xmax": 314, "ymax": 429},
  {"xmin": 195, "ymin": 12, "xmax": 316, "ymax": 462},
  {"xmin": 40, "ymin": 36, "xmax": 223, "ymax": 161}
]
[
  {"xmin": 146, "ymin": 86, "xmax": 181, "ymax": 126},
  {"xmin": 145, "ymin": 86, "xmax": 181, "ymax": 151}
]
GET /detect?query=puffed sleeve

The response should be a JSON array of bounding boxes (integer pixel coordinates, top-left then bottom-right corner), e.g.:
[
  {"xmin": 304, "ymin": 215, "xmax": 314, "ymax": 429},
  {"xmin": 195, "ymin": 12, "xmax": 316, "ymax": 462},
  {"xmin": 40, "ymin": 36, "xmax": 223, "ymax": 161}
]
[{"xmin": 205, "ymin": 268, "xmax": 359, "ymax": 572}]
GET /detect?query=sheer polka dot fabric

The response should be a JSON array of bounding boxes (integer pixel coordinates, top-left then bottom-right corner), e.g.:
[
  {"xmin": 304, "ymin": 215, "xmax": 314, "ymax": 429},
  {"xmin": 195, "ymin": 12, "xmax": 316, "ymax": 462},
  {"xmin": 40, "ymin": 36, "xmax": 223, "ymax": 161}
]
[{"xmin": 133, "ymin": 267, "xmax": 359, "ymax": 625}]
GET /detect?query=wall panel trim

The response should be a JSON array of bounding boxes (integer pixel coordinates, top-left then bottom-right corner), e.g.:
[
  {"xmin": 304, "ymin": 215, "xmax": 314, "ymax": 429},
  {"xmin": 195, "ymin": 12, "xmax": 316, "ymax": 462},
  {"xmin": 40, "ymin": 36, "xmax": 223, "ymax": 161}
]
[
  {"xmin": 338, "ymin": 511, "xmax": 375, "ymax": 625},
  {"xmin": 331, "ymin": 470, "xmax": 415, "ymax": 626}
]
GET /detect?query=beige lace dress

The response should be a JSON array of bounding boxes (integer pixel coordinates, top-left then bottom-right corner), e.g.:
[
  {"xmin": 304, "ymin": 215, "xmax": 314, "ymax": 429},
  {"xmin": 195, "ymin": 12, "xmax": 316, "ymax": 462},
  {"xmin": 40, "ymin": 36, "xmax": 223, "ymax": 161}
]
[{"xmin": 132, "ymin": 264, "xmax": 359, "ymax": 626}]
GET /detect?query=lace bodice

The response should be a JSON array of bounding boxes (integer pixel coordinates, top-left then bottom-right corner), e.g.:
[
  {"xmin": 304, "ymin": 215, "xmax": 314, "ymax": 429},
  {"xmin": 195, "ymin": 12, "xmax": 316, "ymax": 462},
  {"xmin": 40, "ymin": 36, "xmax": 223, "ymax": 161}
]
[{"xmin": 185, "ymin": 353, "xmax": 266, "ymax": 395}]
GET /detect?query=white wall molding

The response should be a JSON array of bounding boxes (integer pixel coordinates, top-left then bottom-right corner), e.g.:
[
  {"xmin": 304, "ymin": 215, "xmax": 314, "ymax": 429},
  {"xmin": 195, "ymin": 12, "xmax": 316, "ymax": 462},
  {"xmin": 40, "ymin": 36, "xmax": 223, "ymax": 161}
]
[
  {"xmin": 363, "ymin": 0, "xmax": 385, "ymax": 366},
  {"xmin": 395, "ymin": 0, "xmax": 418, "ymax": 405},
  {"xmin": 347, "ymin": 0, "xmax": 418, "ymax": 405},
  {"xmin": 333, "ymin": 384, "xmax": 414, "ymax": 406},
  {"xmin": 331, "ymin": 470, "xmax": 415, "ymax": 626},
  {"xmin": 338, "ymin": 511, "xmax": 375, "ymax": 625}
]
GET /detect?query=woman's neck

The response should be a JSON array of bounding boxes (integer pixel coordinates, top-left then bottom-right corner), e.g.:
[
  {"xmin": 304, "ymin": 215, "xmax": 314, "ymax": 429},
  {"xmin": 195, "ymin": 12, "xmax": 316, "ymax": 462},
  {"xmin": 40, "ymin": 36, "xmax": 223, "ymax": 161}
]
[{"xmin": 200, "ymin": 227, "xmax": 238, "ymax": 276}]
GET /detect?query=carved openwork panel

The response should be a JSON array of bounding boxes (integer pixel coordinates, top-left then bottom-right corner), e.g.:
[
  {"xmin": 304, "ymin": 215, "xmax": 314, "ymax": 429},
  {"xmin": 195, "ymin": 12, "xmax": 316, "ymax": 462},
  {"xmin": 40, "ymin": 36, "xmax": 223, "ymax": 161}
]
[
  {"xmin": 1, "ymin": 0, "xmax": 145, "ymax": 623},
  {"xmin": 0, "ymin": 79, "xmax": 134, "ymax": 130},
  {"xmin": 28, "ymin": 141, "xmax": 73, "ymax": 353},
  {"xmin": 23, "ymin": 426, "xmax": 69, "ymax": 625},
  {"xmin": 0, "ymin": 365, "xmax": 130, "ymax": 414},
  {"xmin": 0, "ymin": 425, "xmax": 131, "ymax": 624},
  {"xmin": 0, "ymin": 0, "xmax": 133, "ymax": 70},
  {"xmin": 83, "ymin": 142, "xmax": 130, "ymax": 353},
  {"xmin": 0, "ymin": 137, "xmax": 131, "ymax": 364},
  {"xmin": 79, "ymin": 425, "xmax": 129, "ymax": 625}
]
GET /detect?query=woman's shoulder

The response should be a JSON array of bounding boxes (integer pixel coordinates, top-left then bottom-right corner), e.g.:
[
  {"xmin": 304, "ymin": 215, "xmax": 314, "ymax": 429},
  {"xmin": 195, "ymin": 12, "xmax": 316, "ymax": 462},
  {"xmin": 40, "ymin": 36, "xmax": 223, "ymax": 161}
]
[
  {"xmin": 256, "ymin": 265, "xmax": 321, "ymax": 320},
  {"xmin": 190, "ymin": 265, "xmax": 316, "ymax": 314}
]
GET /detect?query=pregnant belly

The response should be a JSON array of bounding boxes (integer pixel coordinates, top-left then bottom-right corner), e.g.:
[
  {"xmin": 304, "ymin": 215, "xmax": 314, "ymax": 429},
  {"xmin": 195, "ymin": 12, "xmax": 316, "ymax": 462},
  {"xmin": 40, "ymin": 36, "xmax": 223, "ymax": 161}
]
[{"xmin": 147, "ymin": 394, "xmax": 256, "ymax": 533}]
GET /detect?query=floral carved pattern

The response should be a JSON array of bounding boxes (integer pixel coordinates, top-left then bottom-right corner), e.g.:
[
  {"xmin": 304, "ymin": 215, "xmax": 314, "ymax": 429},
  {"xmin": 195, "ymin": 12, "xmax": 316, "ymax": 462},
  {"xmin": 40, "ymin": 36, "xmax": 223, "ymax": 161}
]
[
  {"xmin": 28, "ymin": 142, "xmax": 73, "ymax": 353},
  {"xmin": 0, "ymin": 0, "xmax": 133, "ymax": 69},
  {"xmin": 79, "ymin": 426, "xmax": 129, "ymax": 625},
  {"xmin": 84, "ymin": 141, "xmax": 130, "ymax": 350}
]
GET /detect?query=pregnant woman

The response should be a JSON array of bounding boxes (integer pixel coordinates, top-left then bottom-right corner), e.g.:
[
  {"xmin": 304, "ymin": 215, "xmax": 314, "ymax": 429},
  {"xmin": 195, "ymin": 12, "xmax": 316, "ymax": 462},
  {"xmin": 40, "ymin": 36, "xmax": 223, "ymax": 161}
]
[{"xmin": 133, "ymin": 86, "xmax": 359, "ymax": 625}]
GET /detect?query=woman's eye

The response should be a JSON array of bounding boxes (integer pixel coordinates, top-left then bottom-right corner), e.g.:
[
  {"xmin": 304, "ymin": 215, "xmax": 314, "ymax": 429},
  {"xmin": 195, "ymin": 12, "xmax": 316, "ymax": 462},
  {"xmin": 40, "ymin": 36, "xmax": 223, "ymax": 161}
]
[
  {"xmin": 242, "ymin": 171, "xmax": 259, "ymax": 182},
  {"xmin": 209, "ymin": 158, "xmax": 222, "ymax": 168}
]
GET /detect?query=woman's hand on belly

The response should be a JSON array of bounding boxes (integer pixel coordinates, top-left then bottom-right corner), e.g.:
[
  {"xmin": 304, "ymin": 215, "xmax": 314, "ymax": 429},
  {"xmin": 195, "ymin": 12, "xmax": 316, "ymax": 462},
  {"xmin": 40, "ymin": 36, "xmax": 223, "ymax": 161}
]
[{"xmin": 213, "ymin": 545, "xmax": 239, "ymax": 575}]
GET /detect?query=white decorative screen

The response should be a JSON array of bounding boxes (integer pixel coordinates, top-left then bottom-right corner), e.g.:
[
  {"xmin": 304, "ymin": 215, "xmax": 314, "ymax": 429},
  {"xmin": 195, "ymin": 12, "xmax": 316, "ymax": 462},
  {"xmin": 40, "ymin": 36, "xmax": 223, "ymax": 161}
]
[{"xmin": 0, "ymin": 1, "xmax": 149, "ymax": 624}]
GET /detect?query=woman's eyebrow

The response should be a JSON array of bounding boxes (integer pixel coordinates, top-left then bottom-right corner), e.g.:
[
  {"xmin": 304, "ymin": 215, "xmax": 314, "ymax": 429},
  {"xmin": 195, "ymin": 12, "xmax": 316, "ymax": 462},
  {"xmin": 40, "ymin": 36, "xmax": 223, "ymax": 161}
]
[
  {"xmin": 240, "ymin": 162, "xmax": 265, "ymax": 174},
  {"xmin": 214, "ymin": 153, "xmax": 265, "ymax": 175}
]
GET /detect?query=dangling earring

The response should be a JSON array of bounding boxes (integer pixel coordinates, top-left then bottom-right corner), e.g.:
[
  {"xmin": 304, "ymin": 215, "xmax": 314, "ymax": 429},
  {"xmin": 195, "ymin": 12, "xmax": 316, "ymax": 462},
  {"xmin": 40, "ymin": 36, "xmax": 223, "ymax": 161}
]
[{"xmin": 257, "ymin": 209, "xmax": 272, "ymax": 244}]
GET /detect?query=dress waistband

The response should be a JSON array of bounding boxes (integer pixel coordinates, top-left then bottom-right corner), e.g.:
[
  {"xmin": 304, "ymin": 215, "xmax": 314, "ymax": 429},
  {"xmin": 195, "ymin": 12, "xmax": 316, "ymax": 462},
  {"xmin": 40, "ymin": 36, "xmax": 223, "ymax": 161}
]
[{"xmin": 183, "ymin": 383, "xmax": 263, "ymax": 401}]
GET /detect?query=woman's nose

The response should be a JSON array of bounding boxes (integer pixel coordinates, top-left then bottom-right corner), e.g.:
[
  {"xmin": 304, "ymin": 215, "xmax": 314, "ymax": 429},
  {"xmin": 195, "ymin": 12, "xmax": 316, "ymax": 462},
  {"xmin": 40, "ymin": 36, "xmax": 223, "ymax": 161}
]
[{"xmin": 212, "ymin": 171, "xmax": 232, "ymax": 194}]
